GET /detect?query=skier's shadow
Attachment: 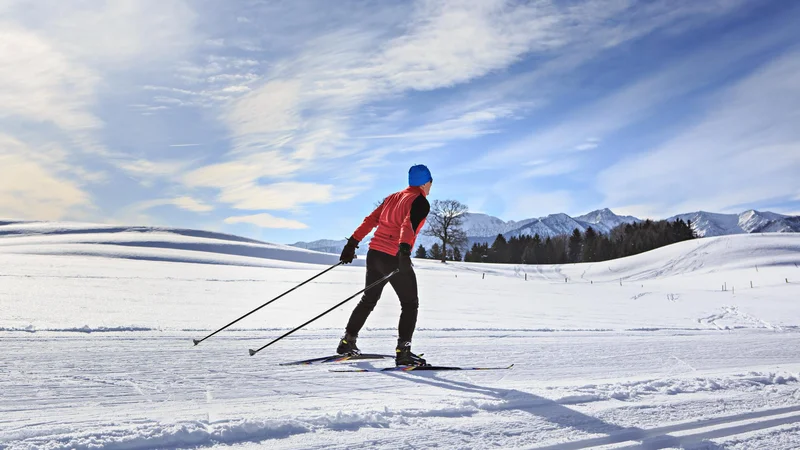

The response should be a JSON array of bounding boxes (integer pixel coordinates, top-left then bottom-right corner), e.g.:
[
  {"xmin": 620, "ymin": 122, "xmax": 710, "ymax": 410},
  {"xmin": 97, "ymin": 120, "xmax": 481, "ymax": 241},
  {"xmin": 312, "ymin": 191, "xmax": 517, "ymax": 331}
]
[{"xmin": 375, "ymin": 369, "xmax": 725, "ymax": 450}]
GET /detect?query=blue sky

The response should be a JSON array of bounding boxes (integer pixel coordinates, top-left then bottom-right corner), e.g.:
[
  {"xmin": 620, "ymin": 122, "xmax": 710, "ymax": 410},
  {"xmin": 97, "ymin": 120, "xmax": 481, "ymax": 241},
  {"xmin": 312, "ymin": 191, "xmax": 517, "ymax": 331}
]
[{"xmin": 1, "ymin": 0, "xmax": 799, "ymax": 244}]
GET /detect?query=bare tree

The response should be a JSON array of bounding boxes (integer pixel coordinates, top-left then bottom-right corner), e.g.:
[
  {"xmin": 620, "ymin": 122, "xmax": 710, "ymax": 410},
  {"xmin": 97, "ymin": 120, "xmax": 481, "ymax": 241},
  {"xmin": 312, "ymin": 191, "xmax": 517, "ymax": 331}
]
[{"xmin": 424, "ymin": 199, "xmax": 469, "ymax": 262}]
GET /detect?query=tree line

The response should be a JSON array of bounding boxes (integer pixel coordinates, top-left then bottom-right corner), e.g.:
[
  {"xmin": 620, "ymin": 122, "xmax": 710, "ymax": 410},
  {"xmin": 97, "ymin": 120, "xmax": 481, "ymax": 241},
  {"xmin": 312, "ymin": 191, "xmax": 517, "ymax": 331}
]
[{"xmin": 417, "ymin": 218, "xmax": 697, "ymax": 264}]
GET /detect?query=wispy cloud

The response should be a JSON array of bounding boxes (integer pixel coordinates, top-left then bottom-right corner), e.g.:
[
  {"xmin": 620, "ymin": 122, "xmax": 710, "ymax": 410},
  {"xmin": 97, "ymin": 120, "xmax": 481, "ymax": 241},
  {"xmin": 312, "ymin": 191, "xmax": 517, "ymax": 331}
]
[
  {"xmin": 0, "ymin": 0, "xmax": 198, "ymax": 220},
  {"xmin": 224, "ymin": 213, "xmax": 308, "ymax": 229},
  {"xmin": 597, "ymin": 48, "xmax": 800, "ymax": 218},
  {"xmin": 131, "ymin": 196, "xmax": 213, "ymax": 214},
  {"xmin": 0, "ymin": 135, "xmax": 92, "ymax": 220}
]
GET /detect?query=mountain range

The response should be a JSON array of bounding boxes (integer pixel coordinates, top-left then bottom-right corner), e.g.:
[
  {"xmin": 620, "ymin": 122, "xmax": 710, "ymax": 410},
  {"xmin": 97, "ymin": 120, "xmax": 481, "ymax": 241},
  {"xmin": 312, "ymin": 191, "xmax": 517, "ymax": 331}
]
[{"xmin": 290, "ymin": 208, "xmax": 800, "ymax": 255}]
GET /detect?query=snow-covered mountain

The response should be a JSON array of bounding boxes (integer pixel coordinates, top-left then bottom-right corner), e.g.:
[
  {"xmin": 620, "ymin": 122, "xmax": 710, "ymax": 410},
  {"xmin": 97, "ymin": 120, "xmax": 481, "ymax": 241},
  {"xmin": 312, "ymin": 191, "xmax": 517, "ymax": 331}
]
[
  {"xmin": 667, "ymin": 210, "xmax": 800, "ymax": 237},
  {"xmin": 292, "ymin": 207, "xmax": 799, "ymax": 254},
  {"xmin": 574, "ymin": 208, "xmax": 641, "ymax": 234},
  {"xmin": 289, "ymin": 238, "xmax": 350, "ymax": 255}
]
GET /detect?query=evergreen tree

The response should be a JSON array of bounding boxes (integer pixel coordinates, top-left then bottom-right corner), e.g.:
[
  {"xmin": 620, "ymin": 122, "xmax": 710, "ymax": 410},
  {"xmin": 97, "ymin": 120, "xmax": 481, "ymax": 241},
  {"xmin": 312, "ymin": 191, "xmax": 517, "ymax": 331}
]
[
  {"xmin": 582, "ymin": 227, "xmax": 598, "ymax": 262},
  {"xmin": 568, "ymin": 228, "xmax": 583, "ymax": 263},
  {"xmin": 453, "ymin": 246, "xmax": 463, "ymax": 261},
  {"xmin": 522, "ymin": 244, "xmax": 537, "ymax": 264},
  {"xmin": 465, "ymin": 242, "xmax": 490, "ymax": 262},
  {"xmin": 429, "ymin": 243, "xmax": 443, "ymax": 261},
  {"xmin": 489, "ymin": 234, "xmax": 509, "ymax": 263},
  {"xmin": 414, "ymin": 245, "xmax": 428, "ymax": 259}
]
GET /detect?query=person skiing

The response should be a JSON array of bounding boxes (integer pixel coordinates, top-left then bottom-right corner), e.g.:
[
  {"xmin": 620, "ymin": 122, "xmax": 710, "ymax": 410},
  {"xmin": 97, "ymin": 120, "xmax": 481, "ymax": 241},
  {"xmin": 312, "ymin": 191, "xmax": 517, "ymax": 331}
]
[{"xmin": 337, "ymin": 164, "xmax": 432, "ymax": 366}]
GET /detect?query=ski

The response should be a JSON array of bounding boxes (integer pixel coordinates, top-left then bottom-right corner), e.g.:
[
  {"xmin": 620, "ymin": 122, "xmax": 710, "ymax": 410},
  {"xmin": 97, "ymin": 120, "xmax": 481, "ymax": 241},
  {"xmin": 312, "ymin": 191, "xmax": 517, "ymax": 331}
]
[
  {"xmin": 330, "ymin": 364, "xmax": 514, "ymax": 372},
  {"xmin": 279, "ymin": 353, "xmax": 394, "ymax": 366}
]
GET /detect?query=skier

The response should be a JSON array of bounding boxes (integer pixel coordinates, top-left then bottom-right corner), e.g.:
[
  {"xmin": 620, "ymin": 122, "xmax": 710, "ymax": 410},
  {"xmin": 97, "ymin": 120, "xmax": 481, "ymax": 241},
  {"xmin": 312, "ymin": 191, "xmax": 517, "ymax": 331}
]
[{"xmin": 337, "ymin": 164, "xmax": 433, "ymax": 366}]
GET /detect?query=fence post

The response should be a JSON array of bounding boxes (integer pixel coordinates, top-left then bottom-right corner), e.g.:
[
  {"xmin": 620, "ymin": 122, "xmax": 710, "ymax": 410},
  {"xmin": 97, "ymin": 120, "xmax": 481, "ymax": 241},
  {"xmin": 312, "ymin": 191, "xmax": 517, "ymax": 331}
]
[{"xmin": 482, "ymin": 273, "xmax": 485, "ymax": 280}]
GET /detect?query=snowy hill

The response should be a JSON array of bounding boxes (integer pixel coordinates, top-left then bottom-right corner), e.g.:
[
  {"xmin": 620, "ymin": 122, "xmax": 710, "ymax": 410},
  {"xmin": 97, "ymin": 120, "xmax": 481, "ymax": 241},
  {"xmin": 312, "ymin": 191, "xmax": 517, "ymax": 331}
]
[
  {"xmin": 0, "ymin": 220, "xmax": 346, "ymax": 268},
  {"xmin": 3, "ymin": 222, "xmax": 800, "ymax": 449},
  {"xmin": 2, "ymin": 221, "xmax": 798, "ymax": 331}
]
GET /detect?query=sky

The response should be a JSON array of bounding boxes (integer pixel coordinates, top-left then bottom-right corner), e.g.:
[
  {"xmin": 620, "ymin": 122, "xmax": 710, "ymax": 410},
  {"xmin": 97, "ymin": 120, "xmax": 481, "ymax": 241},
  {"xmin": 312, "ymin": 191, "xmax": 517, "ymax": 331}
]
[{"xmin": 1, "ymin": 0, "xmax": 799, "ymax": 244}]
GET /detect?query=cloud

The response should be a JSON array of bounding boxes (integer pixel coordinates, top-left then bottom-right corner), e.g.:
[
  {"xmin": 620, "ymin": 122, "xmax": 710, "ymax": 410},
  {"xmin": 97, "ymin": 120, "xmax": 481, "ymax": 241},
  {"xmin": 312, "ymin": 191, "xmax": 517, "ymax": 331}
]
[
  {"xmin": 468, "ymin": 11, "xmax": 798, "ymax": 181},
  {"xmin": 183, "ymin": 152, "xmax": 341, "ymax": 211},
  {"xmin": 116, "ymin": 158, "xmax": 194, "ymax": 185},
  {"xmin": 0, "ymin": 26, "xmax": 100, "ymax": 131},
  {"xmin": 574, "ymin": 138, "xmax": 600, "ymax": 151},
  {"xmin": 131, "ymin": 196, "xmax": 213, "ymax": 213},
  {"xmin": 523, "ymin": 159, "xmax": 581, "ymax": 179},
  {"xmin": 172, "ymin": 197, "xmax": 213, "ymax": 213},
  {"xmin": 0, "ymin": 135, "xmax": 92, "ymax": 220},
  {"xmin": 7, "ymin": 0, "xmax": 197, "ymax": 66},
  {"xmin": 504, "ymin": 190, "xmax": 575, "ymax": 221},
  {"xmin": 597, "ymin": 49, "xmax": 800, "ymax": 217},
  {"xmin": 218, "ymin": 182, "xmax": 333, "ymax": 211},
  {"xmin": 183, "ymin": 151, "xmax": 301, "ymax": 188},
  {"xmin": 361, "ymin": 106, "xmax": 516, "ymax": 142},
  {"xmin": 224, "ymin": 213, "xmax": 308, "ymax": 229}
]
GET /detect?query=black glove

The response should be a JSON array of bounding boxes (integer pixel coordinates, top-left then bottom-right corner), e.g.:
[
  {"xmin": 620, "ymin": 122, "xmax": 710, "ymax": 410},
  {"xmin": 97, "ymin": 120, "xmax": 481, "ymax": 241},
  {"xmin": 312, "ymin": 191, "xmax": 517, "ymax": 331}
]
[
  {"xmin": 398, "ymin": 243, "xmax": 413, "ymax": 273},
  {"xmin": 340, "ymin": 237, "xmax": 359, "ymax": 264}
]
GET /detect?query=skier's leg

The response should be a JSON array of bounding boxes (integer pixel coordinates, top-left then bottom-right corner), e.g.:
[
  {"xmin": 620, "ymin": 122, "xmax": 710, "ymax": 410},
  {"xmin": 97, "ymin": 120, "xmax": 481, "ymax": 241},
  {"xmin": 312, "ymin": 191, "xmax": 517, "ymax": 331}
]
[
  {"xmin": 344, "ymin": 250, "xmax": 389, "ymax": 337},
  {"xmin": 389, "ymin": 268, "xmax": 419, "ymax": 343}
]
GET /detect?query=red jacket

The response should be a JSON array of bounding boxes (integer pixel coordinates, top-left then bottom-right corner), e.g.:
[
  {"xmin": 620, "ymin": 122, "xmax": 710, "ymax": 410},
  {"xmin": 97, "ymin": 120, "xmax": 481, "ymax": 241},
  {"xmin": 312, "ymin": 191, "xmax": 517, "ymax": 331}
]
[{"xmin": 352, "ymin": 186, "xmax": 430, "ymax": 256}]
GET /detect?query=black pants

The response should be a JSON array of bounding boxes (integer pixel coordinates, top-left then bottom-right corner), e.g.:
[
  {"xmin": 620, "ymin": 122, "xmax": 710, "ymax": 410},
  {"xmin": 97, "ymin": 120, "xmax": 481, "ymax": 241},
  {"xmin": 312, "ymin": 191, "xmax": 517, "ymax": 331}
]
[{"xmin": 345, "ymin": 249, "xmax": 419, "ymax": 343}]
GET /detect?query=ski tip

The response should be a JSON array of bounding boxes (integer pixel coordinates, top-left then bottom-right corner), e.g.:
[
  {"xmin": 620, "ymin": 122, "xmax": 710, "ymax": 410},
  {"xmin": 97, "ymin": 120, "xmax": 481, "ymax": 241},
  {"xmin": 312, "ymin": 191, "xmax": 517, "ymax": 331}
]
[
  {"xmin": 192, "ymin": 339, "xmax": 201, "ymax": 346},
  {"xmin": 248, "ymin": 349, "xmax": 257, "ymax": 356}
]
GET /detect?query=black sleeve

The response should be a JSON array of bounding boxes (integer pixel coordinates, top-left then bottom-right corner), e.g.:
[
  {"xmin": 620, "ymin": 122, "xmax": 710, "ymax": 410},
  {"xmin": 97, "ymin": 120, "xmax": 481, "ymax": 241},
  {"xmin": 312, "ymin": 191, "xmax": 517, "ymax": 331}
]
[{"xmin": 410, "ymin": 195, "xmax": 430, "ymax": 233}]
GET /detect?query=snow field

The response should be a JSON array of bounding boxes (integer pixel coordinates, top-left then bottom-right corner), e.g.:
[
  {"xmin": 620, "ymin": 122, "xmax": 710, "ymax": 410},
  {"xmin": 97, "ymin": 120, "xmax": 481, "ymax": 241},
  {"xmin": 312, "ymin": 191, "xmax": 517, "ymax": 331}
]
[{"xmin": 1, "ymin": 223, "xmax": 800, "ymax": 449}]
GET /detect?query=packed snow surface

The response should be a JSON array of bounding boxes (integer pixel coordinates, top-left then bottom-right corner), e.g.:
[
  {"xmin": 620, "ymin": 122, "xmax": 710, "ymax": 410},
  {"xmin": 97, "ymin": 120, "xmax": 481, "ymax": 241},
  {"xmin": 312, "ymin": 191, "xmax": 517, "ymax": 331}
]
[{"xmin": 2, "ymin": 222, "xmax": 800, "ymax": 449}]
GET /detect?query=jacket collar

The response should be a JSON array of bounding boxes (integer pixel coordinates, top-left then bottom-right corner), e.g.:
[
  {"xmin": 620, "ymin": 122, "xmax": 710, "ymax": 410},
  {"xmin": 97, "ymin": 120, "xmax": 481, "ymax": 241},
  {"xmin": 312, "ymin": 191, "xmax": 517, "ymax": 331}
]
[{"xmin": 406, "ymin": 185, "xmax": 426, "ymax": 197}]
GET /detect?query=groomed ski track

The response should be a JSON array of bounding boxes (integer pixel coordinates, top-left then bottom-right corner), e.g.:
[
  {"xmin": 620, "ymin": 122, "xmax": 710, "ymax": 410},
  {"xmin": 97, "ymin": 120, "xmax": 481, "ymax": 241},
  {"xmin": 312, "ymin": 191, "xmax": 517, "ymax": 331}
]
[{"xmin": 3, "ymin": 330, "xmax": 800, "ymax": 449}]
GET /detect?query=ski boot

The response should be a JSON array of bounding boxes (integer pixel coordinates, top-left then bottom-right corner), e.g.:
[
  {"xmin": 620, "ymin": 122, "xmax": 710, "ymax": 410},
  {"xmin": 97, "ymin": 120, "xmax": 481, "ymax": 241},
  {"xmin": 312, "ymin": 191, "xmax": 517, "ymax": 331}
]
[
  {"xmin": 336, "ymin": 332, "xmax": 361, "ymax": 356},
  {"xmin": 395, "ymin": 341, "xmax": 428, "ymax": 366}
]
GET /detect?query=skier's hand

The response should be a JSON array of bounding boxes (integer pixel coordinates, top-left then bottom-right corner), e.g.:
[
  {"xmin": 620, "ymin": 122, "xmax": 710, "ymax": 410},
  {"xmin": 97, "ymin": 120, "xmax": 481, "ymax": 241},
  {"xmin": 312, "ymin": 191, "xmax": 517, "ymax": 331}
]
[
  {"xmin": 340, "ymin": 236, "xmax": 359, "ymax": 264},
  {"xmin": 398, "ymin": 243, "xmax": 413, "ymax": 273}
]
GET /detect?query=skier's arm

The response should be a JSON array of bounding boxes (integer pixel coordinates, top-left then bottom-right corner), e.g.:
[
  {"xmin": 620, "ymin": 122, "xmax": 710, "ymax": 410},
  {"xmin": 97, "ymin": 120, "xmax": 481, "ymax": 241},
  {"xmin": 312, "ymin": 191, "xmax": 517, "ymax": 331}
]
[
  {"xmin": 352, "ymin": 200, "xmax": 386, "ymax": 241},
  {"xmin": 399, "ymin": 195, "xmax": 430, "ymax": 246}
]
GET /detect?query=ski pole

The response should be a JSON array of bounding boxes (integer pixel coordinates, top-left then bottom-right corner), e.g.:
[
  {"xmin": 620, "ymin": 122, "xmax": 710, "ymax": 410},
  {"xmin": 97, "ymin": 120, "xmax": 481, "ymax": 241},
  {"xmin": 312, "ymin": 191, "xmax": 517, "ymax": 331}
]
[
  {"xmin": 249, "ymin": 269, "xmax": 399, "ymax": 356},
  {"xmin": 193, "ymin": 262, "xmax": 344, "ymax": 346}
]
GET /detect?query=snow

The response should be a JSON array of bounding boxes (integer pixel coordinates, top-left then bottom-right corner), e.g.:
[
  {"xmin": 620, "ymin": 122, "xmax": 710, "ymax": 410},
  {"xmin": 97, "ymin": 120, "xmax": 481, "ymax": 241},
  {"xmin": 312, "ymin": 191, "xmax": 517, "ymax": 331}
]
[{"xmin": 2, "ymin": 222, "xmax": 800, "ymax": 449}]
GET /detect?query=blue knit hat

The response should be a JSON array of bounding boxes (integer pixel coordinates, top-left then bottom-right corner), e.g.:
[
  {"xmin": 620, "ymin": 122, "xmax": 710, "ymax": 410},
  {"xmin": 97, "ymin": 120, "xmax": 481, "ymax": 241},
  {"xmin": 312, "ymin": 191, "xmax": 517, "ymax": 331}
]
[{"xmin": 408, "ymin": 164, "xmax": 432, "ymax": 187}]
